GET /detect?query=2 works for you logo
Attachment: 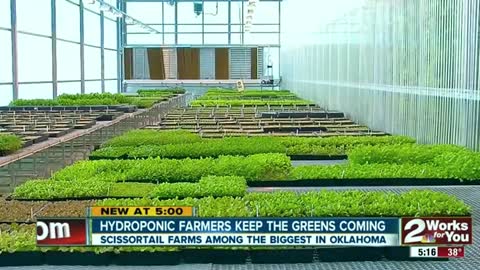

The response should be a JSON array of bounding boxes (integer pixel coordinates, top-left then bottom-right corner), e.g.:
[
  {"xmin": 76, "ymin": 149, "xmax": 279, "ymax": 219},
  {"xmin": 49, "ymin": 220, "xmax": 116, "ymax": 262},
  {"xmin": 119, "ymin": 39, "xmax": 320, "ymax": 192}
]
[
  {"xmin": 401, "ymin": 217, "xmax": 472, "ymax": 245},
  {"xmin": 36, "ymin": 219, "xmax": 87, "ymax": 246}
]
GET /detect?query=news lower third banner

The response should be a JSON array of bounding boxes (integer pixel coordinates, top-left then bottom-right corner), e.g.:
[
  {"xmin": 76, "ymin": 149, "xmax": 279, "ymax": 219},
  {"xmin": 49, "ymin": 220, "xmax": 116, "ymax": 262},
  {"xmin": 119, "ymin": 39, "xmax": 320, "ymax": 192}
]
[
  {"xmin": 90, "ymin": 218, "xmax": 399, "ymax": 246},
  {"xmin": 36, "ymin": 207, "xmax": 473, "ymax": 248},
  {"xmin": 38, "ymin": 217, "xmax": 400, "ymax": 246}
]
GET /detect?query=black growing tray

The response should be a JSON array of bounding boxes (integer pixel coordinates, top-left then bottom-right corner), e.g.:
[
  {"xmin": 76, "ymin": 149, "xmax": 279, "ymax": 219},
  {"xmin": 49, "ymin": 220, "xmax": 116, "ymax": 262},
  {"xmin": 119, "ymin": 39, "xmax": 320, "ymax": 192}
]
[
  {"xmin": 248, "ymin": 178, "xmax": 480, "ymax": 187},
  {"xmin": 182, "ymin": 249, "xmax": 248, "ymax": 264}
]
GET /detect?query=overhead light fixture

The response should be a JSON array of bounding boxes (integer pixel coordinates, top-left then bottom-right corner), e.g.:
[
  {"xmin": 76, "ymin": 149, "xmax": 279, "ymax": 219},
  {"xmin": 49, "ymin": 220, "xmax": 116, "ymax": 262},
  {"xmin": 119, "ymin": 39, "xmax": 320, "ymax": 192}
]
[
  {"xmin": 248, "ymin": 0, "xmax": 258, "ymax": 7},
  {"xmin": 94, "ymin": 0, "xmax": 158, "ymax": 35},
  {"xmin": 99, "ymin": 3, "xmax": 110, "ymax": 11},
  {"xmin": 113, "ymin": 10, "xmax": 123, "ymax": 18},
  {"xmin": 125, "ymin": 17, "xmax": 134, "ymax": 24},
  {"xmin": 84, "ymin": 0, "xmax": 96, "ymax": 4}
]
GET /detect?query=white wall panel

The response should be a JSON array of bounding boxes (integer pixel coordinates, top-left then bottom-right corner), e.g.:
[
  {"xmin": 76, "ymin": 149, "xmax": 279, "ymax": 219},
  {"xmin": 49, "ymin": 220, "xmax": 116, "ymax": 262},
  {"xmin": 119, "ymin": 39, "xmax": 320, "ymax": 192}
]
[
  {"xmin": 57, "ymin": 0, "xmax": 80, "ymax": 42},
  {"xmin": 57, "ymin": 40, "xmax": 81, "ymax": 81},
  {"xmin": 85, "ymin": 81, "xmax": 102, "ymax": 93},
  {"xmin": 104, "ymin": 80, "xmax": 118, "ymax": 93},
  {"xmin": 104, "ymin": 20, "xmax": 117, "ymax": 50},
  {"xmin": 84, "ymin": 10, "xmax": 101, "ymax": 46},
  {"xmin": 58, "ymin": 82, "xmax": 81, "ymax": 96},
  {"xmin": 0, "ymin": 0, "xmax": 10, "ymax": 28},
  {"xmin": 17, "ymin": 34, "xmax": 52, "ymax": 82},
  {"xmin": 18, "ymin": 83, "xmax": 52, "ymax": 99},
  {"xmin": 104, "ymin": 50, "xmax": 118, "ymax": 79},
  {"xmin": 0, "ymin": 86, "xmax": 13, "ymax": 106},
  {"xmin": 0, "ymin": 30, "xmax": 12, "ymax": 83},
  {"xmin": 17, "ymin": 0, "xmax": 51, "ymax": 35},
  {"xmin": 84, "ymin": 46, "xmax": 101, "ymax": 80}
]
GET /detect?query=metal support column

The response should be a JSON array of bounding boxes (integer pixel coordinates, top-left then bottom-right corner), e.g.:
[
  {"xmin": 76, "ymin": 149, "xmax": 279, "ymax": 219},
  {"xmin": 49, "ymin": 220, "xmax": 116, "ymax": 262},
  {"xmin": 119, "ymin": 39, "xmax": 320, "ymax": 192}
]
[
  {"xmin": 10, "ymin": 0, "xmax": 18, "ymax": 100},
  {"xmin": 80, "ymin": 0, "xmax": 85, "ymax": 93},
  {"xmin": 117, "ymin": 0, "xmax": 124, "ymax": 93},
  {"xmin": 228, "ymin": 0, "xmax": 231, "ymax": 45},
  {"xmin": 202, "ymin": 0, "xmax": 205, "ymax": 45},
  {"xmin": 51, "ymin": 0, "xmax": 58, "ymax": 98},
  {"xmin": 162, "ymin": 1, "xmax": 165, "ymax": 45},
  {"xmin": 100, "ymin": 11, "xmax": 105, "ymax": 93},
  {"xmin": 277, "ymin": 0, "xmax": 281, "ymax": 79},
  {"xmin": 174, "ymin": 1, "xmax": 178, "ymax": 45},
  {"xmin": 241, "ymin": 0, "xmax": 244, "ymax": 44}
]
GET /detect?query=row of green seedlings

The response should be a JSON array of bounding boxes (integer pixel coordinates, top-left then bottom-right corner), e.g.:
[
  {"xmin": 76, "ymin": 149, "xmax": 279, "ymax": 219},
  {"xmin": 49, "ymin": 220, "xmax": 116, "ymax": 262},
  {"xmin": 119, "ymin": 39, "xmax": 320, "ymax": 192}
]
[
  {"xmin": 13, "ymin": 176, "xmax": 246, "ymax": 200},
  {"xmin": 198, "ymin": 89, "xmax": 301, "ymax": 101},
  {"xmin": 13, "ymin": 143, "xmax": 480, "ymax": 200},
  {"xmin": 10, "ymin": 89, "xmax": 184, "ymax": 108},
  {"xmin": 190, "ymin": 100, "xmax": 315, "ymax": 107},
  {"xmin": 191, "ymin": 89, "xmax": 314, "ymax": 106},
  {"xmin": 1, "ymin": 190, "xmax": 471, "ymax": 252},
  {"xmin": 89, "ymin": 130, "xmax": 415, "ymax": 160}
]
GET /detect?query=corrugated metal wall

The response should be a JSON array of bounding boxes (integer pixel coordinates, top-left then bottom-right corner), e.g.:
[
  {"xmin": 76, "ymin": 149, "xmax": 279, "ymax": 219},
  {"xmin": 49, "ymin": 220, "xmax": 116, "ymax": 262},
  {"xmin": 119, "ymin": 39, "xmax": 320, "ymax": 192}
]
[
  {"xmin": 229, "ymin": 48, "xmax": 252, "ymax": 79},
  {"xmin": 281, "ymin": 0, "xmax": 480, "ymax": 150},
  {"xmin": 200, "ymin": 48, "xmax": 215, "ymax": 79}
]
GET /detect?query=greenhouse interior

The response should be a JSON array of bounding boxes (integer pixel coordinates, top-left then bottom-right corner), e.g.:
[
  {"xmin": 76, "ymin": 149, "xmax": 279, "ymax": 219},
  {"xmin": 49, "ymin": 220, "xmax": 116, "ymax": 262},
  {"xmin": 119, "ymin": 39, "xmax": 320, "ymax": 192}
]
[{"xmin": 0, "ymin": 0, "xmax": 479, "ymax": 269}]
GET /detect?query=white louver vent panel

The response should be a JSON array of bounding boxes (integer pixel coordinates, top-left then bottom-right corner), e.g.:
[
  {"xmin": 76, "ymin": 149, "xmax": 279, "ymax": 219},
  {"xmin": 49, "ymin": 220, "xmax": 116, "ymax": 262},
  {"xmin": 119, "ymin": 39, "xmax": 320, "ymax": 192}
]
[{"xmin": 229, "ymin": 48, "xmax": 251, "ymax": 79}]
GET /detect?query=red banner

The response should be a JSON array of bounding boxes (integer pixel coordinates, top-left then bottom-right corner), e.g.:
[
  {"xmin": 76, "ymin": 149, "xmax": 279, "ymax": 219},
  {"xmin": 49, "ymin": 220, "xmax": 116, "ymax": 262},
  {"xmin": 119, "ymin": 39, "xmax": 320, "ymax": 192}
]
[
  {"xmin": 37, "ymin": 219, "xmax": 87, "ymax": 246},
  {"xmin": 438, "ymin": 246, "xmax": 465, "ymax": 258},
  {"xmin": 401, "ymin": 217, "xmax": 472, "ymax": 245}
]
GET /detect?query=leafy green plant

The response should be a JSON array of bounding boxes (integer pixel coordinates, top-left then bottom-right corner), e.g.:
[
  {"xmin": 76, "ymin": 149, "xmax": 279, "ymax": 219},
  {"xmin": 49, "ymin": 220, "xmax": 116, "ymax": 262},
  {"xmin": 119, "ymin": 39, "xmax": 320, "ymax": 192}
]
[
  {"xmin": 52, "ymin": 153, "xmax": 292, "ymax": 183},
  {"xmin": 190, "ymin": 89, "xmax": 313, "ymax": 106},
  {"xmin": 103, "ymin": 130, "xmax": 201, "ymax": 147},
  {"xmin": 0, "ymin": 134, "xmax": 22, "ymax": 156},
  {"xmin": 0, "ymin": 224, "xmax": 39, "ymax": 253},
  {"xmin": 348, "ymin": 144, "xmax": 469, "ymax": 165},
  {"xmin": 91, "ymin": 132, "xmax": 415, "ymax": 160},
  {"xmin": 127, "ymin": 138, "xmax": 286, "ymax": 159},
  {"xmin": 137, "ymin": 88, "xmax": 185, "ymax": 96},
  {"xmin": 12, "ymin": 179, "xmax": 112, "ymax": 200},
  {"xmin": 9, "ymin": 93, "xmax": 173, "ymax": 108},
  {"xmin": 288, "ymin": 164, "xmax": 451, "ymax": 180},
  {"xmin": 13, "ymin": 176, "xmax": 246, "ymax": 200},
  {"xmin": 9, "ymin": 99, "xmax": 60, "ymax": 106},
  {"xmin": 203, "ymin": 89, "xmax": 295, "ymax": 98},
  {"xmin": 89, "ymin": 146, "xmax": 133, "ymax": 160},
  {"xmin": 108, "ymin": 183, "xmax": 157, "ymax": 198},
  {"xmin": 97, "ymin": 189, "xmax": 471, "ymax": 217},
  {"xmin": 149, "ymin": 176, "xmax": 247, "ymax": 199},
  {"xmin": 190, "ymin": 99, "xmax": 314, "ymax": 107},
  {"xmin": 276, "ymin": 136, "xmax": 416, "ymax": 148}
]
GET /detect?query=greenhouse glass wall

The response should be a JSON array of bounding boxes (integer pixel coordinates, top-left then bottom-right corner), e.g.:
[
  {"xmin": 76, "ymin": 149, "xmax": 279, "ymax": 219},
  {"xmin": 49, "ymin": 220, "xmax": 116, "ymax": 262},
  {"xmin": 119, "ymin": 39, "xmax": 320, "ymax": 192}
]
[
  {"xmin": 281, "ymin": 0, "xmax": 480, "ymax": 150},
  {"xmin": 0, "ymin": 0, "xmax": 119, "ymax": 104}
]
